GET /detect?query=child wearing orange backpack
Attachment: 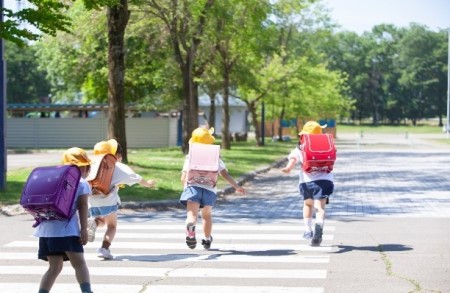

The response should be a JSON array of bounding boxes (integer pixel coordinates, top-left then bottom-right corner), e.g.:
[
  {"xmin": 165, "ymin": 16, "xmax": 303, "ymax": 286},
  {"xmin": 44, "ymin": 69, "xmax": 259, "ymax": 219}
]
[
  {"xmin": 281, "ymin": 121, "xmax": 335, "ymax": 246},
  {"xmin": 180, "ymin": 127, "xmax": 246, "ymax": 250},
  {"xmin": 86, "ymin": 139, "xmax": 156, "ymax": 259}
]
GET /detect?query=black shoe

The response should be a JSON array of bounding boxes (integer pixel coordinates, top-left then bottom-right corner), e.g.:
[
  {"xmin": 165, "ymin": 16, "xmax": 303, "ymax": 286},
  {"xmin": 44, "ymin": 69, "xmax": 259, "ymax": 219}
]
[
  {"xmin": 185, "ymin": 223, "xmax": 197, "ymax": 249},
  {"xmin": 311, "ymin": 224, "xmax": 323, "ymax": 246},
  {"xmin": 201, "ymin": 236, "xmax": 213, "ymax": 249}
]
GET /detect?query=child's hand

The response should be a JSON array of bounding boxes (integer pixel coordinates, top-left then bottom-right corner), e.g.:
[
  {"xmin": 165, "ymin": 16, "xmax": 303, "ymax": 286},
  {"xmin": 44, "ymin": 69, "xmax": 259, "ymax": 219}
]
[
  {"xmin": 79, "ymin": 229, "xmax": 88, "ymax": 245},
  {"xmin": 146, "ymin": 179, "xmax": 156, "ymax": 188},
  {"xmin": 281, "ymin": 166, "xmax": 292, "ymax": 174},
  {"xmin": 235, "ymin": 186, "xmax": 246, "ymax": 195}
]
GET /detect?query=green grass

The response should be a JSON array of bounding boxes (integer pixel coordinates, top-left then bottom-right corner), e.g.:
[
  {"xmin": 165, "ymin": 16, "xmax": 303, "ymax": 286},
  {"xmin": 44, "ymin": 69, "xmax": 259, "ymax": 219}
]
[{"xmin": 1, "ymin": 140, "xmax": 293, "ymax": 205}]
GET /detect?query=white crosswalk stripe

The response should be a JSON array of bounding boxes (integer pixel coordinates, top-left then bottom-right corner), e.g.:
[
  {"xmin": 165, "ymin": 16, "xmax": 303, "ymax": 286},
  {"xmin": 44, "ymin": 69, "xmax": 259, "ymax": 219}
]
[
  {"xmin": 1, "ymin": 220, "xmax": 335, "ymax": 293},
  {"xmin": 0, "ymin": 283, "xmax": 324, "ymax": 293}
]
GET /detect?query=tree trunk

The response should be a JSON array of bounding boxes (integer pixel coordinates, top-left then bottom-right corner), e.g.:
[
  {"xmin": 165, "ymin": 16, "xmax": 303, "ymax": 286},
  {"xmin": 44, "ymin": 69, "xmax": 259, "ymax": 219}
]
[
  {"xmin": 277, "ymin": 106, "xmax": 285, "ymax": 142},
  {"xmin": 180, "ymin": 53, "xmax": 199, "ymax": 154},
  {"xmin": 207, "ymin": 88, "xmax": 216, "ymax": 129},
  {"xmin": 221, "ymin": 68, "xmax": 231, "ymax": 149},
  {"xmin": 247, "ymin": 101, "xmax": 263, "ymax": 146},
  {"xmin": 107, "ymin": 0, "xmax": 129, "ymax": 162}
]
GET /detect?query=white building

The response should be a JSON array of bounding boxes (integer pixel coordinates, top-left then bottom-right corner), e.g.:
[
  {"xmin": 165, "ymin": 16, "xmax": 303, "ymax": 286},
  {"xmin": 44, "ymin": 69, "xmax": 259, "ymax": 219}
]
[{"xmin": 198, "ymin": 94, "xmax": 248, "ymax": 134}]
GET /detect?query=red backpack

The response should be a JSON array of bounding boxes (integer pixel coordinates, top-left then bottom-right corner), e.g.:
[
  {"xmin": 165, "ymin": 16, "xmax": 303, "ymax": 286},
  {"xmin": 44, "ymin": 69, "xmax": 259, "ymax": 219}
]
[
  {"xmin": 300, "ymin": 133, "xmax": 336, "ymax": 173},
  {"xmin": 187, "ymin": 144, "xmax": 220, "ymax": 187}
]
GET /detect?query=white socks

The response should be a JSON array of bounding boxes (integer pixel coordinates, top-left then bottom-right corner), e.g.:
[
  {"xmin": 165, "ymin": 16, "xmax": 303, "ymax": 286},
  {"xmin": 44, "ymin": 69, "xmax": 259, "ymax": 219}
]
[{"xmin": 304, "ymin": 218, "xmax": 312, "ymax": 231}]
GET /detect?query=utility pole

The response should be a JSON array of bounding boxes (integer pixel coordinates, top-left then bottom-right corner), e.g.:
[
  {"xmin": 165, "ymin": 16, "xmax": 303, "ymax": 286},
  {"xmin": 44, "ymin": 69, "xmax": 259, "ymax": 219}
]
[
  {"xmin": 0, "ymin": 0, "xmax": 7, "ymax": 191},
  {"xmin": 447, "ymin": 29, "xmax": 450, "ymax": 139}
]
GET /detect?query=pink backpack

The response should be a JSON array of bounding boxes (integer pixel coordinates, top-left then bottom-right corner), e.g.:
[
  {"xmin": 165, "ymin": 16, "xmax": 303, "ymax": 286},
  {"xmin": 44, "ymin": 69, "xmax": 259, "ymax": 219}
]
[
  {"xmin": 187, "ymin": 144, "xmax": 220, "ymax": 187},
  {"xmin": 20, "ymin": 165, "xmax": 81, "ymax": 227}
]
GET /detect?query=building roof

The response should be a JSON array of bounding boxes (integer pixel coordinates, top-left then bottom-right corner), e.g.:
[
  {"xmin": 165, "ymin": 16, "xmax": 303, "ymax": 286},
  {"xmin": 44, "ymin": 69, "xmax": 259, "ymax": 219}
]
[{"xmin": 7, "ymin": 103, "xmax": 140, "ymax": 113}]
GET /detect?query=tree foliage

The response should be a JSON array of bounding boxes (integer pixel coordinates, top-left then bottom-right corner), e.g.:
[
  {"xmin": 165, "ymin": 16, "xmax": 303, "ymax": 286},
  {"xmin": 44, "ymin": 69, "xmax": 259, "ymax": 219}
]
[{"xmin": 4, "ymin": 41, "xmax": 51, "ymax": 105}]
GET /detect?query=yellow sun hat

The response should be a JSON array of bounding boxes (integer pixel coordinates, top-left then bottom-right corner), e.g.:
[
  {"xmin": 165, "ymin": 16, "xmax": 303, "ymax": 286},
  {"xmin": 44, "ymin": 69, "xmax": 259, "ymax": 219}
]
[
  {"xmin": 189, "ymin": 127, "xmax": 215, "ymax": 144},
  {"xmin": 93, "ymin": 139, "xmax": 118, "ymax": 155},
  {"xmin": 299, "ymin": 121, "xmax": 327, "ymax": 135},
  {"xmin": 62, "ymin": 147, "xmax": 91, "ymax": 167}
]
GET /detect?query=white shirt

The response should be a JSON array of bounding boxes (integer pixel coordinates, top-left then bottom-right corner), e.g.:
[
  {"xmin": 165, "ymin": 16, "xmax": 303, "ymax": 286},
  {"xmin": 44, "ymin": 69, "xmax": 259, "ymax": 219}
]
[
  {"xmin": 33, "ymin": 178, "xmax": 91, "ymax": 238},
  {"xmin": 288, "ymin": 147, "xmax": 334, "ymax": 184}
]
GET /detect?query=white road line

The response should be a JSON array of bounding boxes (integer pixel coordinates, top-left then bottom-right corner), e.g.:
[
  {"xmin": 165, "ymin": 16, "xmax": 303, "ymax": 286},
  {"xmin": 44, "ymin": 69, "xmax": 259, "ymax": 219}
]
[
  {"xmin": 0, "ymin": 283, "xmax": 142, "ymax": 293},
  {"xmin": 0, "ymin": 283, "xmax": 323, "ymax": 293},
  {"xmin": 141, "ymin": 285, "xmax": 324, "ymax": 293},
  {"xmin": 5, "ymin": 241, "xmax": 333, "ymax": 252},
  {"xmin": 102, "ymin": 232, "xmax": 333, "ymax": 240},
  {"xmin": 117, "ymin": 224, "xmax": 336, "ymax": 231},
  {"xmin": 0, "ymin": 266, "xmax": 327, "ymax": 278},
  {"xmin": 0, "ymin": 252, "xmax": 331, "ymax": 263}
]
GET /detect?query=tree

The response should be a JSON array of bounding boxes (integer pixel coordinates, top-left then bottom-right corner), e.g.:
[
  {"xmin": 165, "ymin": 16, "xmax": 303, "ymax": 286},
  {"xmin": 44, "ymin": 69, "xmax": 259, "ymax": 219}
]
[
  {"xmin": 208, "ymin": 0, "xmax": 270, "ymax": 149},
  {"xmin": 397, "ymin": 24, "xmax": 448, "ymax": 125},
  {"xmin": 105, "ymin": 0, "xmax": 130, "ymax": 161},
  {"xmin": 142, "ymin": 0, "xmax": 215, "ymax": 153},
  {"xmin": 5, "ymin": 41, "xmax": 51, "ymax": 105},
  {"xmin": 1, "ymin": 0, "xmax": 72, "ymax": 46}
]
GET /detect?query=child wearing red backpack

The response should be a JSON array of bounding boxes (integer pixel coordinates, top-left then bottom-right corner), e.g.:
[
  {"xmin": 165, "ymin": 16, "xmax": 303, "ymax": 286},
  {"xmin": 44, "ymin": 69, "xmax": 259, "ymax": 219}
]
[
  {"xmin": 281, "ymin": 121, "xmax": 335, "ymax": 246},
  {"xmin": 180, "ymin": 127, "xmax": 246, "ymax": 250}
]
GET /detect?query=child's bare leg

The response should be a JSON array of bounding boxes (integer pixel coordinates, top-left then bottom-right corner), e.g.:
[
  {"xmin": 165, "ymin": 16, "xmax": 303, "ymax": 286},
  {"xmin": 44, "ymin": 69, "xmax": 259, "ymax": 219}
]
[
  {"xmin": 303, "ymin": 199, "xmax": 314, "ymax": 231},
  {"xmin": 186, "ymin": 201, "xmax": 200, "ymax": 225},
  {"xmin": 201, "ymin": 206, "xmax": 213, "ymax": 238},
  {"xmin": 103, "ymin": 213, "xmax": 118, "ymax": 245},
  {"xmin": 185, "ymin": 201, "xmax": 200, "ymax": 249},
  {"xmin": 303, "ymin": 199, "xmax": 314, "ymax": 219},
  {"xmin": 66, "ymin": 251, "xmax": 90, "ymax": 284},
  {"xmin": 314, "ymin": 198, "xmax": 327, "ymax": 225},
  {"xmin": 39, "ymin": 255, "xmax": 63, "ymax": 291},
  {"xmin": 95, "ymin": 217, "xmax": 106, "ymax": 228}
]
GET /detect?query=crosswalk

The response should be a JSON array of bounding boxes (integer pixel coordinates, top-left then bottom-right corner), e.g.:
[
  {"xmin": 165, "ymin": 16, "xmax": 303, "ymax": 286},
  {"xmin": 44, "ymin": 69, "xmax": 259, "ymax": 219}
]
[{"xmin": 0, "ymin": 218, "xmax": 335, "ymax": 293}]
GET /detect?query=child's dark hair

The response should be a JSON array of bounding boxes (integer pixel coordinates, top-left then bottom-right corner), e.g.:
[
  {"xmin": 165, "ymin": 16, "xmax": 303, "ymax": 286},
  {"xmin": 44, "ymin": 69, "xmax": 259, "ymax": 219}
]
[{"xmin": 116, "ymin": 143, "xmax": 123, "ymax": 156}]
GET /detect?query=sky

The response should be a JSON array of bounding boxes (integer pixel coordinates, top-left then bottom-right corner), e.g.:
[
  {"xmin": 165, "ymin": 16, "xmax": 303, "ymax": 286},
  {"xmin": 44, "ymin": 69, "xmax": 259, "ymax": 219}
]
[
  {"xmin": 324, "ymin": 0, "xmax": 450, "ymax": 34},
  {"xmin": 3, "ymin": 0, "xmax": 450, "ymax": 34}
]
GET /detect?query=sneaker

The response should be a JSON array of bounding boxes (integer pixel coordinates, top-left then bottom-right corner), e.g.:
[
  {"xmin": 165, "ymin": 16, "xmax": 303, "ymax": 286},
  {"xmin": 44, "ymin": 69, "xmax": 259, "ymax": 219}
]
[
  {"xmin": 87, "ymin": 218, "xmax": 97, "ymax": 242},
  {"xmin": 185, "ymin": 223, "xmax": 197, "ymax": 249},
  {"xmin": 97, "ymin": 247, "xmax": 113, "ymax": 260},
  {"xmin": 201, "ymin": 236, "xmax": 213, "ymax": 249},
  {"xmin": 311, "ymin": 224, "xmax": 323, "ymax": 246},
  {"xmin": 303, "ymin": 230, "xmax": 313, "ymax": 240}
]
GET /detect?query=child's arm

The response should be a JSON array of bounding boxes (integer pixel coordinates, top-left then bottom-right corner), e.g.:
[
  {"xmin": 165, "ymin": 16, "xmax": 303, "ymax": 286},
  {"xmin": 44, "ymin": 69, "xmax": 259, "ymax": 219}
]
[
  {"xmin": 77, "ymin": 194, "xmax": 89, "ymax": 245},
  {"xmin": 180, "ymin": 171, "xmax": 187, "ymax": 185},
  {"xmin": 138, "ymin": 178, "xmax": 156, "ymax": 188},
  {"xmin": 281, "ymin": 157, "xmax": 297, "ymax": 174},
  {"xmin": 219, "ymin": 170, "xmax": 246, "ymax": 194}
]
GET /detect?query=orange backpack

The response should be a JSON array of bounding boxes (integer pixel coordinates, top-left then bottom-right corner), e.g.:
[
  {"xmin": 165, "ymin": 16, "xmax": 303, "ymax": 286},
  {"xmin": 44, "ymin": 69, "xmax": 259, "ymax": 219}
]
[{"xmin": 86, "ymin": 154, "xmax": 117, "ymax": 195}]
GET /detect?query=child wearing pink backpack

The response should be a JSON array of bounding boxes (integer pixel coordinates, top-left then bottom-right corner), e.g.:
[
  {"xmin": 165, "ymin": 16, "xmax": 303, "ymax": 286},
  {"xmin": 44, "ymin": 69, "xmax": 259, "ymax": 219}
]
[{"xmin": 180, "ymin": 127, "xmax": 246, "ymax": 249}]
